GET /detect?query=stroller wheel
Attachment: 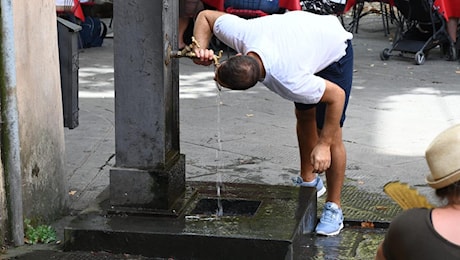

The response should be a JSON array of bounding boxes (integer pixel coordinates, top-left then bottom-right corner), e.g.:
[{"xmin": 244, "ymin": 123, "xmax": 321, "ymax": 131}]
[
  {"xmin": 415, "ymin": 51, "xmax": 425, "ymax": 65},
  {"xmin": 446, "ymin": 45, "xmax": 458, "ymax": 61},
  {"xmin": 380, "ymin": 48, "xmax": 391, "ymax": 61}
]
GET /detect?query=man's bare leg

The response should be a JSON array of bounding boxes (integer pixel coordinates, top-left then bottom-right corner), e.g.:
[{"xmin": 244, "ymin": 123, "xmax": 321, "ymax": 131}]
[
  {"xmin": 296, "ymin": 109, "xmax": 346, "ymax": 236},
  {"xmin": 179, "ymin": 17, "xmax": 190, "ymax": 49},
  {"xmin": 324, "ymin": 129, "xmax": 346, "ymax": 208},
  {"xmin": 296, "ymin": 108, "xmax": 345, "ymax": 205},
  {"xmin": 295, "ymin": 108, "xmax": 318, "ymax": 183}
]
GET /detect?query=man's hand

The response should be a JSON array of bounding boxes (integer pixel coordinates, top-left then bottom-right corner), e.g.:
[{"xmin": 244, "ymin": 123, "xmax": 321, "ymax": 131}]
[
  {"xmin": 193, "ymin": 48, "xmax": 215, "ymax": 66},
  {"xmin": 310, "ymin": 143, "xmax": 331, "ymax": 173},
  {"xmin": 192, "ymin": 10, "xmax": 226, "ymax": 66}
]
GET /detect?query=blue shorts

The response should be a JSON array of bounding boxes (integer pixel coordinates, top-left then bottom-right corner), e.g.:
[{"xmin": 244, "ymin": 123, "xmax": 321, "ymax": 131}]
[{"xmin": 294, "ymin": 40, "xmax": 353, "ymax": 129}]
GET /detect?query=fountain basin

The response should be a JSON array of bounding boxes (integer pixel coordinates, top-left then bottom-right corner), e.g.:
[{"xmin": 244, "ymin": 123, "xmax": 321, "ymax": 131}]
[{"xmin": 64, "ymin": 181, "xmax": 317, "ymax": 259}]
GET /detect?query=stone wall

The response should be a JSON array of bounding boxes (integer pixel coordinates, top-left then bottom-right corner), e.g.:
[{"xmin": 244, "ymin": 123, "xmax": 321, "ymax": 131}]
[{"xmin": 3, "ymin": 0, "xmax": 68, "ymax": 235}]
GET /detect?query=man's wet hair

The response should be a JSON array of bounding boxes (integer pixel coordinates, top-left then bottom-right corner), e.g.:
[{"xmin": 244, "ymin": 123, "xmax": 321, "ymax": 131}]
[{"xmin": 216, "ymin": 55, "xmax": 261, "ymax": 90}]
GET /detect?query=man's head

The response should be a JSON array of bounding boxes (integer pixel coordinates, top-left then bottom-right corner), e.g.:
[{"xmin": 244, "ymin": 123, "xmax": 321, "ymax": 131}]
[{"xmin": 214, "ymin": 55, "xmax": 261, "ymax": 90}]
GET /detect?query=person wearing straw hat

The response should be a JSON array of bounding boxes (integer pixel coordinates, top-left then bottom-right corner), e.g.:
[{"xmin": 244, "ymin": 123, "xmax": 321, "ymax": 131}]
[{"xmin": 376, "ymin": 124, "xmax": 460, "ymax": 259}]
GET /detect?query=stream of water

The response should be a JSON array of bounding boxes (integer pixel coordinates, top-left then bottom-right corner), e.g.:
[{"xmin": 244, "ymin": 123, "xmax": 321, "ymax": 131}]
[{"xmin": 215, "ymin": 84, "xmax": 224, "ymax": 217}]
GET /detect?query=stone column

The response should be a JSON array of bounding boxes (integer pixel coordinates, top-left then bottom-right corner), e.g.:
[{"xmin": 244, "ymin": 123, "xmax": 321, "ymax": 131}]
[{"xmin": 110, "ymin": 0, "xmax": 184, "ymax": 213}]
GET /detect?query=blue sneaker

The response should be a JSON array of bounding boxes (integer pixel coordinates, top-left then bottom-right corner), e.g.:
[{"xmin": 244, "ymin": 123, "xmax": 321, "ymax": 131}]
[
  {"xmin": 291, "ymin": 175, "xmax": 326, "ymax": 198},
  {"xmin": 315, "ymin": 202, "xmax": 344, "ymax": 236}
]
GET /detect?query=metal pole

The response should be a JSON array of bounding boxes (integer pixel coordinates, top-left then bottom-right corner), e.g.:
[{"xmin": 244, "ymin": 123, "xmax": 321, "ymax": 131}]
[{"xmin": 0, "ymin": 0, "xmax": 25, "ymax": 246}]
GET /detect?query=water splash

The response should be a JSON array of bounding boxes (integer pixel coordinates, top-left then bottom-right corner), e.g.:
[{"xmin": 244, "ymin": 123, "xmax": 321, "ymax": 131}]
[{"xmin": 215, "ymin": 83, "xmax": 224, "ymax": 217}]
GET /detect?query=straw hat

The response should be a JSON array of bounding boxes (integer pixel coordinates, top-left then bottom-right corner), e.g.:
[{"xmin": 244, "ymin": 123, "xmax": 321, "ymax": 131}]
[{"xmin": 425, "ymin": 124, "xmax": 460, "ymax": 189}]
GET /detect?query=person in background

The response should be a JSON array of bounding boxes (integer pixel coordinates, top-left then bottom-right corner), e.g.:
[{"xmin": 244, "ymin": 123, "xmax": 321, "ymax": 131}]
[
  {"xmin": 179, "ymin": 0, "xmax": 204, "ymax": 49},
  {"xmin": 434, "ymin": 0, "xmax": 459, "ymax": 59},
  {"xmin": 447, "ymin": 17, "xmax": 458, "ymax": 46},
  {"xmin": 192, "ymin": 9, "xmax": 353, "ymax": 236},
  {"xmin": 444, "ymin": 0, "xmax": 459, "ymax": 46},
  {"xmin": 375, "ymin": 124, "xmax": 460, "ymax": 259}
]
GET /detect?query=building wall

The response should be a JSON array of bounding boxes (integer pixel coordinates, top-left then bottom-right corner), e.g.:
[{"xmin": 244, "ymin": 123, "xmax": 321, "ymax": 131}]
[
  {"xmin": 0, "ymin": 156, "xmax": 5, "ymax": 244},
  {"xmin": 11, "ymin": 0, "xmax": 68, "ymax": 223}
]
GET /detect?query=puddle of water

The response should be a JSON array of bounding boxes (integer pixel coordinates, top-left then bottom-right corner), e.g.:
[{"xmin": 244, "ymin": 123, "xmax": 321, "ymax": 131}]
[{"xmin": 295, "ymin": 228, "xmax": 386, "ymax": 259}]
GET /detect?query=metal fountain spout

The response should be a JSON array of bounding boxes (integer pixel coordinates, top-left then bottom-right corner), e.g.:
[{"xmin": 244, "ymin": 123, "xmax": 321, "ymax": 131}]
[{"xmin": 168, "ymin": 36, "xmax": 223, "ymax": 66}]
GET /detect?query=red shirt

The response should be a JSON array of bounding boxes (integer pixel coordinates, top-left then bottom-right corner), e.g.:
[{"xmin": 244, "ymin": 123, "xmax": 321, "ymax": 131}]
[{"xmin": 434, "ymin": 0, "xmax": 460, "ymax": 20}]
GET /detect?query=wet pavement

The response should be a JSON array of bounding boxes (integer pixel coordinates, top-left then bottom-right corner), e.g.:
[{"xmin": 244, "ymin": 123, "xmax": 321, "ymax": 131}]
[
  {"xmin": 4, "ymin": 183, "xmax": 394, "ymax": 260},
  {"xmin": 4, "ymin": 229, "xmax": 387, "ymax": 260},
  {"xmin": 3, "ymin": 12, "xmax": 460, "ymax": 260}
]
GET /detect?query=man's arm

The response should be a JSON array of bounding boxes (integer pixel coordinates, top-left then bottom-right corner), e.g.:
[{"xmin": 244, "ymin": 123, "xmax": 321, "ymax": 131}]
[
  {"xmin": 192, "ymin": 10, "xmax": 227, "ymax": 64},
  {"xmin": 311, "ymin": 80, "xmax": 345, "ymax": 172}
]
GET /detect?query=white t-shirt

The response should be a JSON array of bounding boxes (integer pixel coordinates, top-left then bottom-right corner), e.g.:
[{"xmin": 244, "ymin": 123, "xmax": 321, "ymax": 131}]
[{"xmin": 213, "ymin": 11, "xmax": 353, "ymax": 104}]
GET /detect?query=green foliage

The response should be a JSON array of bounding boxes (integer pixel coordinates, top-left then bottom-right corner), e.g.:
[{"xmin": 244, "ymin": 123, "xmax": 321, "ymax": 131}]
[{"xmin": 24, "ymin": 219, "xmax": 56, "ymax": 244}]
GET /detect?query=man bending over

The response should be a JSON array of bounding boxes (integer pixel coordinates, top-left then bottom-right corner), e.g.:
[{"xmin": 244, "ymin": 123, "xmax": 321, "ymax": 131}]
[{"xmin": 192, "ymin": 10, "xmax": 353, "ymax": 236}]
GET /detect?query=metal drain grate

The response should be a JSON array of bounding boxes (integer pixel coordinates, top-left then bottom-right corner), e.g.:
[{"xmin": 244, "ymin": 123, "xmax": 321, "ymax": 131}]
[{"xmin": 317, "ymin": 184, "xmax": 402, "ymax": 227}]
